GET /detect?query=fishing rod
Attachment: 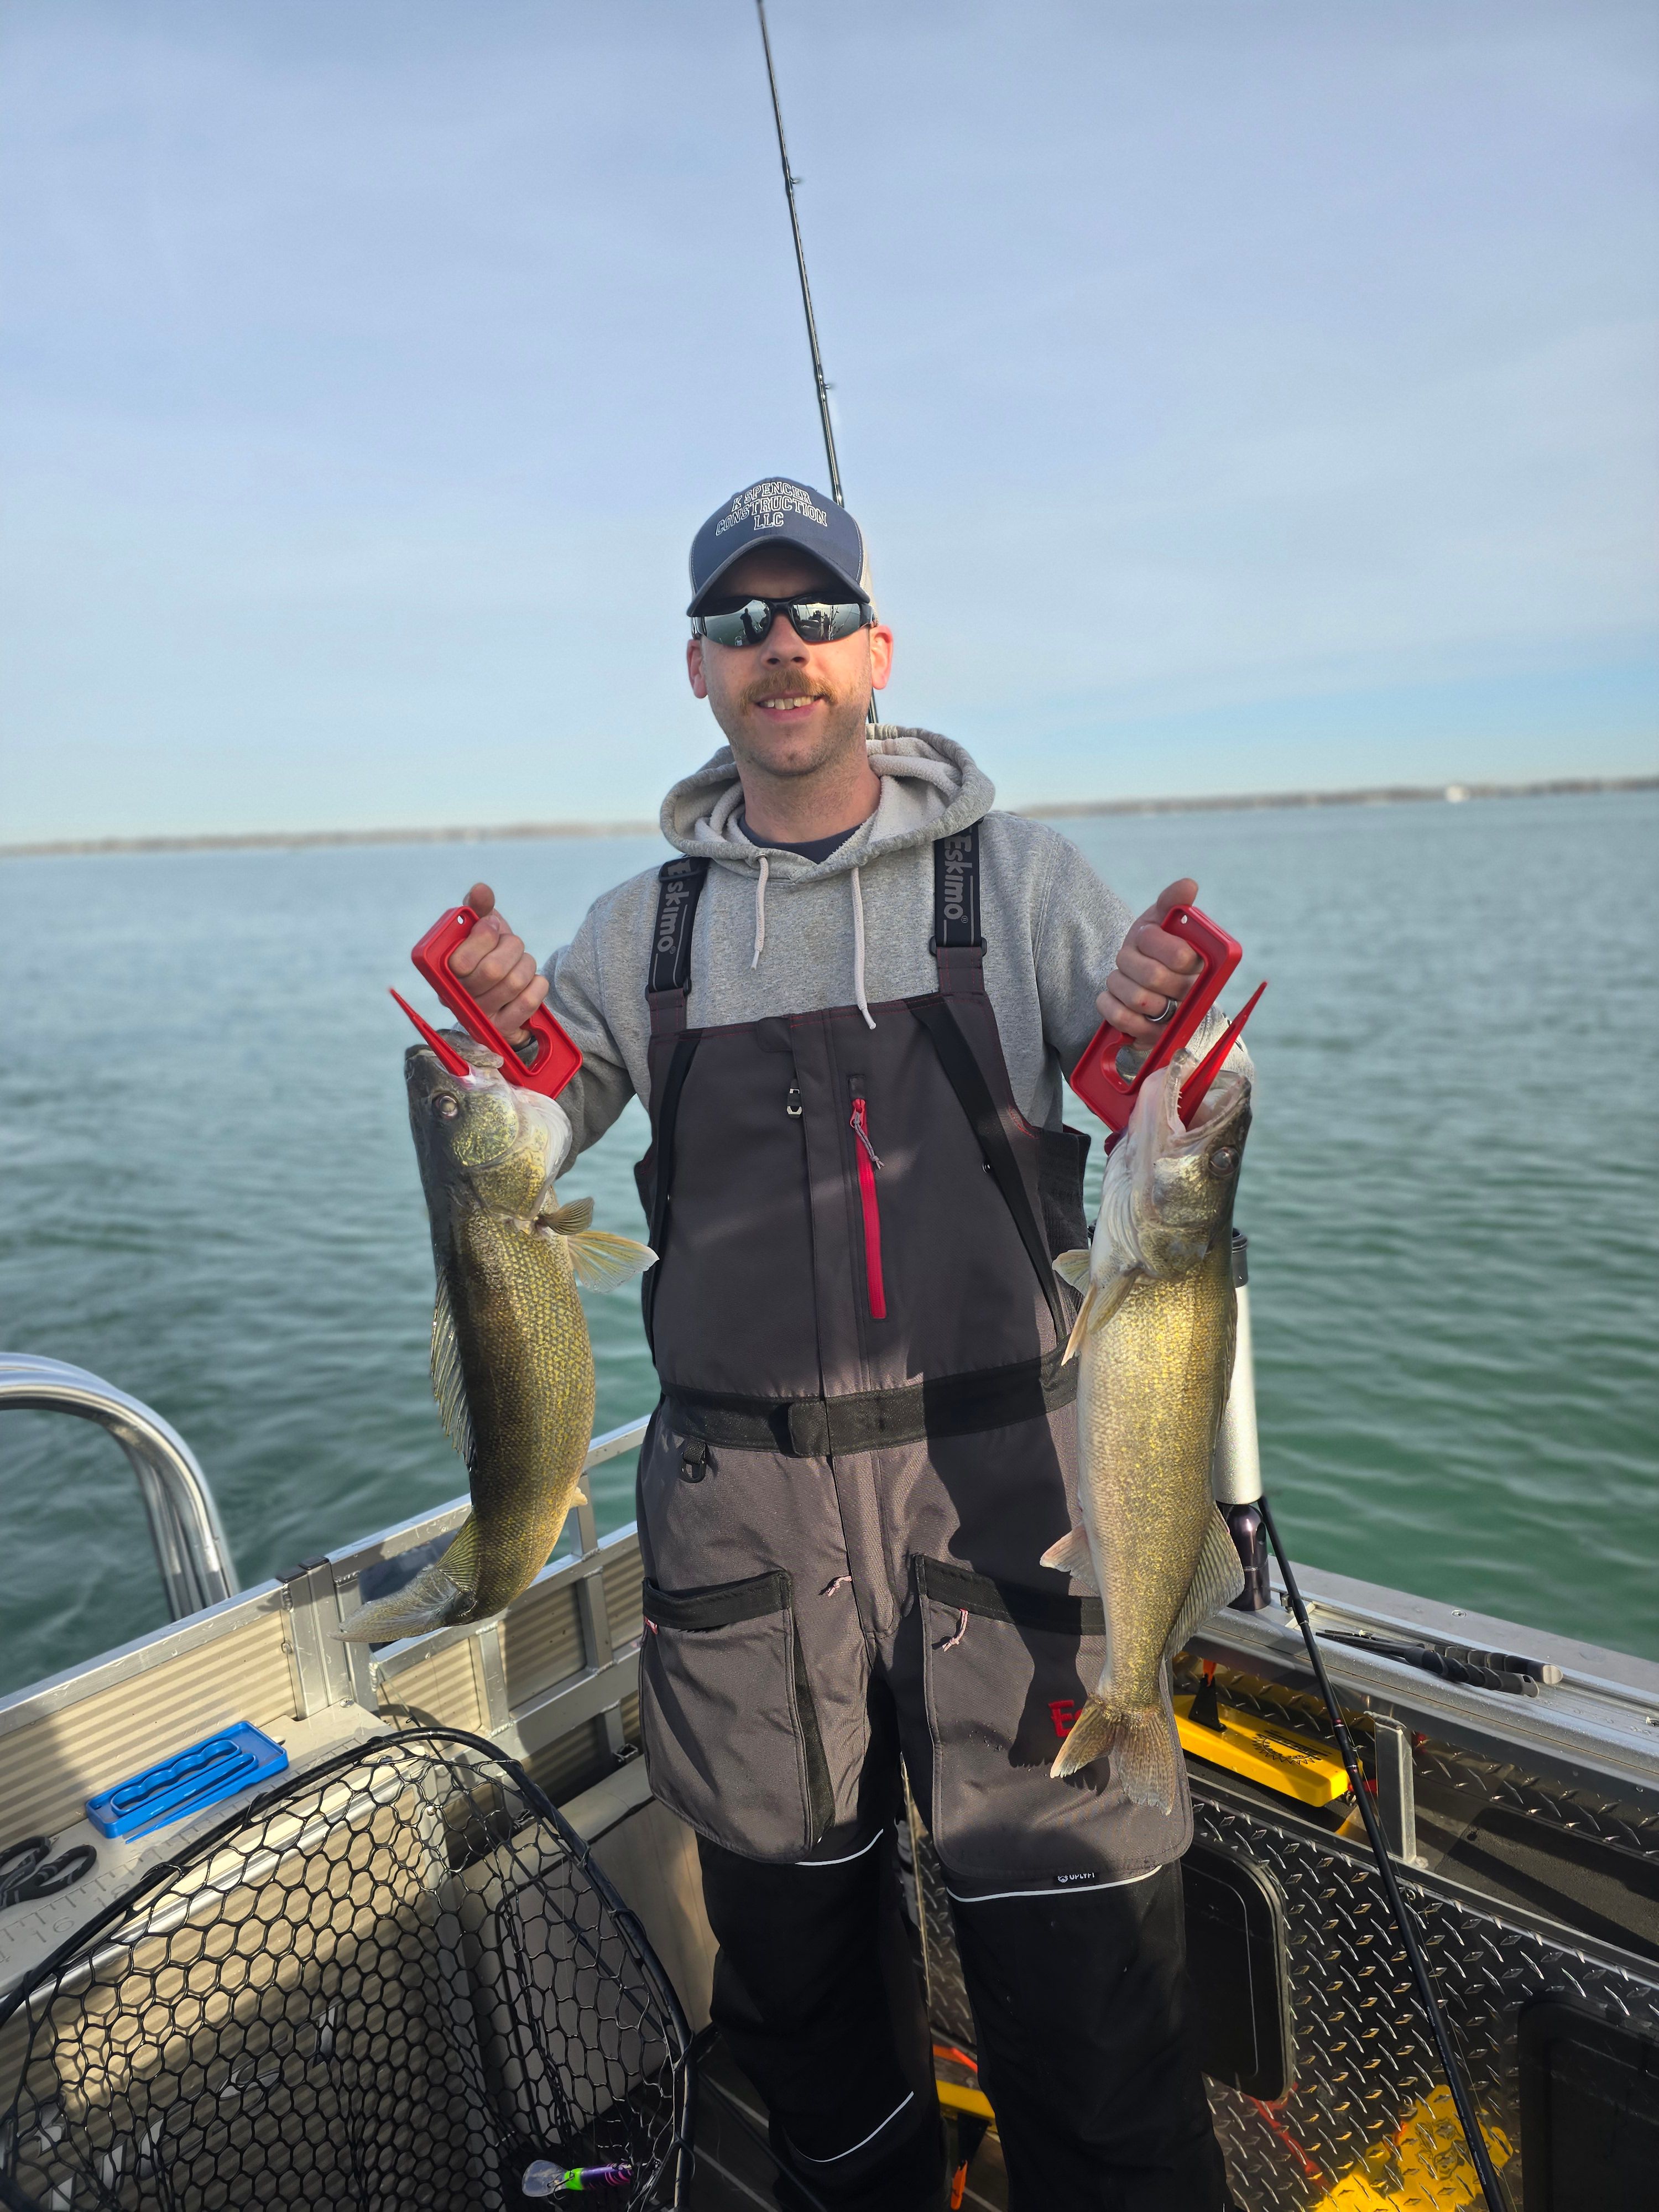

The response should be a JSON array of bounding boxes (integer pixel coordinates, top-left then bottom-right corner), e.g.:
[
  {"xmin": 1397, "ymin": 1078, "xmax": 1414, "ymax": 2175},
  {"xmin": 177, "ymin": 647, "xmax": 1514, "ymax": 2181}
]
[
  {"xmin": 1256, "ymin": 1496, "xmax": 1511, "ymax": 2212},
  {"xmin": 753, "ymin": 0, "xmax": 879, "ymax": 730},
  {"xmin": 755, "ymin": 0, "xmax": 843, "ymax": 503}
]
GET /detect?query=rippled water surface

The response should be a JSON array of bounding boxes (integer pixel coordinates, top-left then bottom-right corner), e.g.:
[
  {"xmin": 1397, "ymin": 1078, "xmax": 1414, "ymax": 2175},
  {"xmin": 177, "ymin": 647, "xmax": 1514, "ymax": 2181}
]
[{"xmin": 2, "ymin": 791, "xmax": 1655, "ymax": 1694}]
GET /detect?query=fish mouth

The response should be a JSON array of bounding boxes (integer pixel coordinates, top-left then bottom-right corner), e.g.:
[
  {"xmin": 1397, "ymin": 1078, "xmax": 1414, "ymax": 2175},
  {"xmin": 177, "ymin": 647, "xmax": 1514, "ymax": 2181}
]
[
  {"xmin": 1171, "ymin": 1063, "xmax": 1252, "ymax": 1149},
  {"xmin": 1129, "ymin": 1055, "xmax": 1251, "ymax": 1166},
  {"xmin": 1092, "ymin": 1055, "xmax": 1253, "ymax": 1275},
  {"xmin": 405, "ymin": 1046, "xmax": 525, "ymax": 1171}
]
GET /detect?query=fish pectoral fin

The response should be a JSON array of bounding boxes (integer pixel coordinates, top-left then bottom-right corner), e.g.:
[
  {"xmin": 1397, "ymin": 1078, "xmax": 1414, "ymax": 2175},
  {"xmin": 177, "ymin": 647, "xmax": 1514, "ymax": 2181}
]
[
  {"xmin": 1052, "ymin": 1248, "xmax": 1093, "ymax": 1291},
  {"xmin": 1061, "ymin": 1267, "xmax": 1135, "ymax": 1361},
  {"xmin": 1039, "ymin": 1525, "xmax": 1099, "ymax": 1593},
  {"xmin": 429, "ymin": 1272, "xmax": 476, "ymax": 1470},
  {"xmin": 541, "ymin": 1194, "xmax": 595, "ymax": 1235},
  {"xmin": 565, "ymin": 1229, "xmax": 658, "ymax": 1291},
  {"xmin": 1163, "ymin": 1507, "xmax": 1246, "ymax": 1660}
]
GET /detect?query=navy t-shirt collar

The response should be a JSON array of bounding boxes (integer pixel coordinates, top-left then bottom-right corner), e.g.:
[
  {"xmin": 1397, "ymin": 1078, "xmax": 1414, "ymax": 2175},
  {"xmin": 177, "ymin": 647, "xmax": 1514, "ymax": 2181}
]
[{"xmin": 736, "ymin": 811, "xmax": 863, "ymax": 865}]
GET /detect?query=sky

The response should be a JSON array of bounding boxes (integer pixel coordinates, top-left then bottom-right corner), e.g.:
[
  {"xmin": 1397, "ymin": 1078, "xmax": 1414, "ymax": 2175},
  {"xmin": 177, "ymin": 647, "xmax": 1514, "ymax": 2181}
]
[{"xmin": 1, "ymin": 0, "xmax": 1655, "ymax": 841}]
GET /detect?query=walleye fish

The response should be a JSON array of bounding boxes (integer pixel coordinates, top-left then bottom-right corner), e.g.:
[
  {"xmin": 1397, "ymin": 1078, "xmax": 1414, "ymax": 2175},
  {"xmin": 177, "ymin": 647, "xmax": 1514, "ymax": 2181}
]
[
  {"xmin": 341, "ymin": 1039, "xmax": 654, "ymax": 1642},
  {"xmin": 1042, "ymin": 1025, "xmax": 1253, "ymax": 1808}
]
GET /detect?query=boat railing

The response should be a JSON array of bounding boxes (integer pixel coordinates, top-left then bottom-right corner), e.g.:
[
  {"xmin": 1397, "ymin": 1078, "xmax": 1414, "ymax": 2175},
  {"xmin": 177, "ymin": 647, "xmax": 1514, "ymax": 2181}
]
[
  {"xmin": 0, "ymin": 1353, "xmax": 239, "ymax": 1620},
  {"xmin": 300, "ymin": 1412, "xmax": 657, "ymax": 1765}
]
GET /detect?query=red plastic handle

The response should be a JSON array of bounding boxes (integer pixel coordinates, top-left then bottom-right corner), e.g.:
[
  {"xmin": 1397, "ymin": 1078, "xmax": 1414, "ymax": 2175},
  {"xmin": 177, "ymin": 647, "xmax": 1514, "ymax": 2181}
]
[
  {"xmin": 410, "ymin": 908, "xmax": 582, "ymax": 1099},
  {"xmin": 1066, "ymin": 905, "xmax": 1241, "ymax": 1134}
]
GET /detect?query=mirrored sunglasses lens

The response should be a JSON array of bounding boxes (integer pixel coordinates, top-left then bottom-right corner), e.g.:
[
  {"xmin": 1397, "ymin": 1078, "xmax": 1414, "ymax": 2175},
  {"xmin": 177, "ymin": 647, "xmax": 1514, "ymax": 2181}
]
[
  {"xmin": 699, "ymin": 600, "xmax": 775, "ymax": 647},
  {"xmin": 785, "ymin": 601, "xmax": 835, "ymax": 641},
  {"xmin": 787, "ymin": 601, "xmax": 865, "ymax": 642}
]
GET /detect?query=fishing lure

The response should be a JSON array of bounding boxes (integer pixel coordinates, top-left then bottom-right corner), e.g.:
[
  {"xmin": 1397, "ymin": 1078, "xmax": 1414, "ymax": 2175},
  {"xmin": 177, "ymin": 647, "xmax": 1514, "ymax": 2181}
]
[{"xmin": 520, "ymin": 2163, "xmax": 632, "ymax": 2197}]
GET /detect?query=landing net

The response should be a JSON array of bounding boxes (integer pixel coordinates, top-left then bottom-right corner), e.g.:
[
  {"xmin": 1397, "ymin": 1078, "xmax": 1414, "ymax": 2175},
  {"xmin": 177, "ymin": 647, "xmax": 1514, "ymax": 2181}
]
[{"xmin": 0, "ymin": 1728, "xmax": 690, "ymax": 2209}]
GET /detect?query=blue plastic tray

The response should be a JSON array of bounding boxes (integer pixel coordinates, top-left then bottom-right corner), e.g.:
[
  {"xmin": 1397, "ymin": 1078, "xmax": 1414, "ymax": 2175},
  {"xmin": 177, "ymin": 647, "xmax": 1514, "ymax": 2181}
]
[{"xmin": 86, "ymin": 1723, "xmax": 289, "ymax": 1841}]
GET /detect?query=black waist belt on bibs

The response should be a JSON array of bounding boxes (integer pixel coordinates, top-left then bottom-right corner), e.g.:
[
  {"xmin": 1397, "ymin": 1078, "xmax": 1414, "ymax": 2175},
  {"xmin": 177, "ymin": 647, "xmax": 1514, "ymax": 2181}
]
[{"xmin": 664, "ymin": 1345, "xmax": 1078, "ymax": 1458}]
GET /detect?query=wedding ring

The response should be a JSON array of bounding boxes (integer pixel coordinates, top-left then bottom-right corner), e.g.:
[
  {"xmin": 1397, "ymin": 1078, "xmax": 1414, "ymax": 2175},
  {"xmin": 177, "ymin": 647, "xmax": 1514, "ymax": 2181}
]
[{"xmin": 1145, "ymin": 994, "xmax": 1178, "ymax": 1025}]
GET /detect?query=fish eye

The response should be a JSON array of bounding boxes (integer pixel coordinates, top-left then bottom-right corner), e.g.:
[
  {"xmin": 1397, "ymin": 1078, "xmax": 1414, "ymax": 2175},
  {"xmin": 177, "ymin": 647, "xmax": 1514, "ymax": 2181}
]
[
  {"xmin": 1207, "ymin": 1146, "xmax": 1238, "ymax": 1178},
  {"xmin": 434, "ymin": 1094, "xmax": 460, "ymax": 1121}
]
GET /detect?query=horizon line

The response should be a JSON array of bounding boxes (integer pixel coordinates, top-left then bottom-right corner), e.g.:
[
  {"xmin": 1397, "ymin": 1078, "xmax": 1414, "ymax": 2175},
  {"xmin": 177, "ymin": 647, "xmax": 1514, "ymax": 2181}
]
[{"xmin": 3, "ymin": 771, "xmax": 1655, "ymax": 860}]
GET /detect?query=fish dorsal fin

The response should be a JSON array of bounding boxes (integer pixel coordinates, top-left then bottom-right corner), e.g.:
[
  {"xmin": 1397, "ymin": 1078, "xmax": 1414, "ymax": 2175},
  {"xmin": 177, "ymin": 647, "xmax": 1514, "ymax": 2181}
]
[
  {"xmin": 1164, "ymin": 1508, "xmax": 1245, "ymax": 1660},
  {"xmin": 1052, "ymin": 1248, "xmax": 1093, "ymax": 1291},
  {"xmin": 541, "ymin": 1194, "xmax": 595, "ymax": 1235},
  {"xmin": 430, "ymin": 1271, "xmax": 476, "ymax": 1472},
  {"xmin": 1039, "ymin": 1524, "xmax": 1100, "ymax": 1593},
  {"xmin": 564, "ymin": 1229, "xmax": 658, "ymax": 1292}
]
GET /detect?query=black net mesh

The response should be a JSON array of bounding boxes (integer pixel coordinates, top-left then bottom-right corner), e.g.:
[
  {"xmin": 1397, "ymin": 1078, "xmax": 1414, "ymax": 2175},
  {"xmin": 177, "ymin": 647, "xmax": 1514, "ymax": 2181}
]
[{"xmin": 0, "ymin": 1729, "xmax": 690, "ymax": 2210}]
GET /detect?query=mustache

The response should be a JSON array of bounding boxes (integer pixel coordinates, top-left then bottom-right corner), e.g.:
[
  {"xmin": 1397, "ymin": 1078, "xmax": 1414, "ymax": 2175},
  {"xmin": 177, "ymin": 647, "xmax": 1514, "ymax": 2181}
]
[{"xmin": 740, "ymin": 675, "xmax": 832, "ymax": 709}]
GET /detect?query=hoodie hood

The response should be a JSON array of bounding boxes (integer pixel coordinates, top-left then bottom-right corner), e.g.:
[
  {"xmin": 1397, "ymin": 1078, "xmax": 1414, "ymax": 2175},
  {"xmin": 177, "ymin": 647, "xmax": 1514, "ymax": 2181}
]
[
  {"xmin": 659, "ymin": 726, "xmax": 994, "ymax": 879},
  {"xmin": 656, "ymin": 726, "xmax": 995, "ymax": 1031}
]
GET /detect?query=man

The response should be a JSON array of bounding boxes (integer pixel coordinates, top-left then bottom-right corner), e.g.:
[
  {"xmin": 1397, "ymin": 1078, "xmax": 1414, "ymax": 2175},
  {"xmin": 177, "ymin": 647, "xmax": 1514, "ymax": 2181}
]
[{"xmin": 455, "ymin": 478, "xmax": 1223, "ymax": 2211}]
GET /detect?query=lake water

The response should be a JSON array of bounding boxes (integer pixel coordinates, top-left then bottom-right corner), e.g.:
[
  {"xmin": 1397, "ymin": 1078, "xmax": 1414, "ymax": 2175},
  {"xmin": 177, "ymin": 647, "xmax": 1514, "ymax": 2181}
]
[{"xmin": 2, "ymin": 790, "xmax": 1655, "ymax": 1695}]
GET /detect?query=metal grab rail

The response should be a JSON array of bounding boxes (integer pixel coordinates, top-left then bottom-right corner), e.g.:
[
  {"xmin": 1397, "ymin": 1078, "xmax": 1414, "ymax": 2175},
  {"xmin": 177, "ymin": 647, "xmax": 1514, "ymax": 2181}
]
[{"xmin": 0, "ymin": 1355, "xmax": 238, "ymax": 1621}]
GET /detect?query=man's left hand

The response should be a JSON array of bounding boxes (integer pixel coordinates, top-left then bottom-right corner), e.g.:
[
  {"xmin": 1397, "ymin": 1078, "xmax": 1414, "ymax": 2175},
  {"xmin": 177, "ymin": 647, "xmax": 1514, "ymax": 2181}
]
[{"xmin": 1097, "ymin": 878, "xmax": 1203, "ymax": 1042}]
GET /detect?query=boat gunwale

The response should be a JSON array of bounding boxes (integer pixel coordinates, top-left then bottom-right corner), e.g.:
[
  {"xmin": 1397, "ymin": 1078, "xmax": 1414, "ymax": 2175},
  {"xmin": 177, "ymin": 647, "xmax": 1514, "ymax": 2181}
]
[
  {"xmin": 0, "ymin": 1415, "xmax": 654, "ymax": 1745},
  {"xmin": 4, "ymin": 1406, "xmax": 1658, "ymax": 1824}
]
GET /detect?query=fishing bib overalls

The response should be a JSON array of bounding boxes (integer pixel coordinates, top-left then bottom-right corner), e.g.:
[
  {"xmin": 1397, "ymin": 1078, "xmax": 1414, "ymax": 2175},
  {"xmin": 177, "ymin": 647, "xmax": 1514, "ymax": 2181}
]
[{"xmin": 633, "ymin": 828, "xmax": 1227, "ymax": 2212}]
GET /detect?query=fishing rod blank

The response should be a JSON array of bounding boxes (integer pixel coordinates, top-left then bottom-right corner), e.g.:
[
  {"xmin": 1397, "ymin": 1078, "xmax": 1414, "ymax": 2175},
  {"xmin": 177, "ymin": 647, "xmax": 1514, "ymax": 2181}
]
[
  {"xmin": 1256, "ymin": 1495, "xmax": 1511, "ymax": 2212},
  {"xmin": 755, "ymin": 0, "xmax": 843, "ymax": 503},
  {"xmin": 754, "ymin": 0, "xmax": 878, "ymax": 731}
]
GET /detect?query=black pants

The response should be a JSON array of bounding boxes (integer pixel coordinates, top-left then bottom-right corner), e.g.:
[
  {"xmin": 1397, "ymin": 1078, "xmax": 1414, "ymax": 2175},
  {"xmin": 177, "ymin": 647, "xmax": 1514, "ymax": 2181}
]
[{"xmin": 699, "ymin": 1834, "xmax": 1228, "ymax": 2212}]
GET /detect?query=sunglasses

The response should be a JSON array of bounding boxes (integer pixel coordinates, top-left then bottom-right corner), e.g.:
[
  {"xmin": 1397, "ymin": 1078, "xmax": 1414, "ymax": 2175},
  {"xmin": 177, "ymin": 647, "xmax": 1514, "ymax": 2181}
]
[{"xmin": 691, "ymin": 595, "xmax": 873, "ymax": 649}]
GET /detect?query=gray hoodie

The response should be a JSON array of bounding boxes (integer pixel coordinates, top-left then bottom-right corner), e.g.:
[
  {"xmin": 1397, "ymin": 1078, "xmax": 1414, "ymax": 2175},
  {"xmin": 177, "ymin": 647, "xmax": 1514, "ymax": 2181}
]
[{"xmin": 542, "ymin": 727, "xmax": 1133, "ymax": 1159}]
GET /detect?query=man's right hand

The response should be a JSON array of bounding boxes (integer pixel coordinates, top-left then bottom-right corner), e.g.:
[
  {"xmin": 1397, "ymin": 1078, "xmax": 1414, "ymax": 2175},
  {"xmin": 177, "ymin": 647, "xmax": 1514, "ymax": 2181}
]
[
  {"xmin": 448, "ymin": 883, "xmax": 550, "ymax": 1044},
  {"xmin": 1095, "ymin": 878, "xmax": 1203, "ymax": 1042}
]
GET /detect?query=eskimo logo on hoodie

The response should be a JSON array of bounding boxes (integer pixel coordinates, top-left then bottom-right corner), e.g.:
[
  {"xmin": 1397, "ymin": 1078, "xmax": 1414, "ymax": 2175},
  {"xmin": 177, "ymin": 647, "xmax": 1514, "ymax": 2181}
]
[{"xmin": 714, "ymin": 481, "xmax": 828, "ymax": 536}]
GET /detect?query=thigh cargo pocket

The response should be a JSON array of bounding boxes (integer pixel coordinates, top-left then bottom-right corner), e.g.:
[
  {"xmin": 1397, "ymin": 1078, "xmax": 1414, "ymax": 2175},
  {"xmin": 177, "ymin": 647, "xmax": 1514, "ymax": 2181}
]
[
  {"xmin": 915, "ymin": 1554, "xmax": 1113, "ymax": 1872},
  {"xmin": 641, "ymin": 1568, "xmax": 834, "ymax": 1860}
]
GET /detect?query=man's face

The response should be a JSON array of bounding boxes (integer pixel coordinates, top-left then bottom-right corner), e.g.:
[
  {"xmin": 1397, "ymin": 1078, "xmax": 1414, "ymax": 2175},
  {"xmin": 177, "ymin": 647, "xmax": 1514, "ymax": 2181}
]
[{"xmin": 686, "ymin": 547, "xmax": 894, "ymax": 778}]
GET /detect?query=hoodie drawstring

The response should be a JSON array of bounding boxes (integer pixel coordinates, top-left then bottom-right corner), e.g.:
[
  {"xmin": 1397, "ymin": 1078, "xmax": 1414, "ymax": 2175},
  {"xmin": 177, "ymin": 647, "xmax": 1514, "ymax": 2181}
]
[
  {"xmin": 751, "ymin": 854, "xmax": 769, "ymax": 969},
  {"xmin": 747, "ymin": 846, "xmax": 873, "ymax": 1028},
  {"xmin": 850, "ymin": 865, "xmax": 875, "ymax": 1030}
]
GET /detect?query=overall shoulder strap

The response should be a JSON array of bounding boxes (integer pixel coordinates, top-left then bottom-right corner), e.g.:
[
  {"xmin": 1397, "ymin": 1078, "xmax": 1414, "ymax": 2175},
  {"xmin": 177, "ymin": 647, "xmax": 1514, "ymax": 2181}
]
[
  {"xmin": 910, "ymin": 995, "xmax": 1071, "ymax": 1348},
  {"xmin": 932, "ymin": 822, "xmax": 985, "ymax": 996},
  {"xmin": 646, "ymin": 855, "xmax": 710, "ymax": 1035},
  {"xmin": 640, "ymin": 855, "xmax": 708, "ymax": 1349}
]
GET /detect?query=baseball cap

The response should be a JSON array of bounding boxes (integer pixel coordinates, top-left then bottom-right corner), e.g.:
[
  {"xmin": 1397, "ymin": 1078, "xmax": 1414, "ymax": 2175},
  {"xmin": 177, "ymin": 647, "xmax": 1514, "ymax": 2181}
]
[{"xmin": 687, "ymin": 477, "xmax": 871, "ymax": 616}]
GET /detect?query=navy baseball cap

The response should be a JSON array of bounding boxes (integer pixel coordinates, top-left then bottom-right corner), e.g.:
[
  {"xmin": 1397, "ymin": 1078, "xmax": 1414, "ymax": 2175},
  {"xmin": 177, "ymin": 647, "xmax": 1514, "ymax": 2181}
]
[{"xmin": 687, "ymin": 477, "xmax": 871, "ymax": 616}]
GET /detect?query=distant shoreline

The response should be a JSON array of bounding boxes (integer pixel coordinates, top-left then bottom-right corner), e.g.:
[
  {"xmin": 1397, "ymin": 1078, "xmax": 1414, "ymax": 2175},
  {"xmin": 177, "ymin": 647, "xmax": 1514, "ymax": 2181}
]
[{"xmin": 4, "ymin": 771, "xmax": 1653, "ymax": 860}]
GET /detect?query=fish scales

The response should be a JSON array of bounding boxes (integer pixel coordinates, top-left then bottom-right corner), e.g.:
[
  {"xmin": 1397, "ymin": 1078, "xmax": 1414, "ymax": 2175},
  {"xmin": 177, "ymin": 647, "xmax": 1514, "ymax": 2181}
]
[
  {"xmin": 437, "ymin": 1197, "xmax": 597, "ymax": 1615},
  {"xmin": 340, "ymin": 1038, "xmax": 653, "ymax": 1643},
  {"xmin": 1078, "ymin": 1235, "xmax": 1234, "ymax": 1708}
]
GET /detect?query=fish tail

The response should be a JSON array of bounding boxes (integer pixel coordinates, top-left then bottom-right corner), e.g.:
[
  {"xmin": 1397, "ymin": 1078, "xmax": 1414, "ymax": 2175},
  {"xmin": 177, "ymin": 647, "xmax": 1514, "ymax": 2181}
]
[
  {"xmin": 1050, "ymin": 1694, "xmax": 1117, "ymax": 1776},
  {"xmin": 1051, "ymin": 1698, "xmax": 1181, "ymax": 1815},
  {"xmin": 335, "ymin": 1557, "xmax": 474, "ymax": 1644}
]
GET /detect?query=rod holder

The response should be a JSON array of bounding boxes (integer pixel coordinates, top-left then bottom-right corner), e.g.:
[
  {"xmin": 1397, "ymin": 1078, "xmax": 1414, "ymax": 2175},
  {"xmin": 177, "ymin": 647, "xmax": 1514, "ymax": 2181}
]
[
  {"xmin": 1223, "ymin": 1501, "xmax": 1273, "ymax": 1612},
  {"xmin": 1211, "ymin": 1233, "xmax": 1272, "ymax": 1610},
  {"xmin": 1211, "ymin": 1232, "xmax": 1260, "ymax": 1505}
]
